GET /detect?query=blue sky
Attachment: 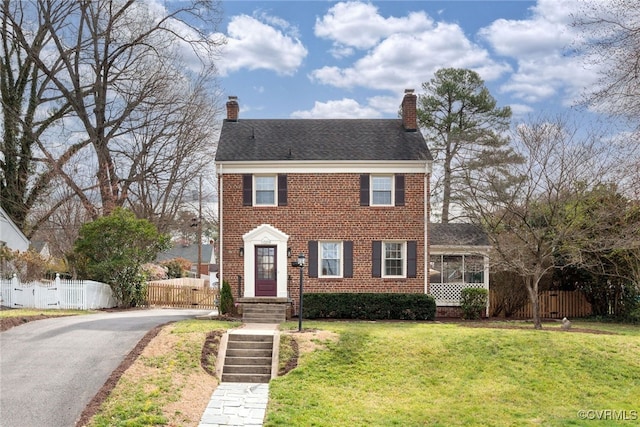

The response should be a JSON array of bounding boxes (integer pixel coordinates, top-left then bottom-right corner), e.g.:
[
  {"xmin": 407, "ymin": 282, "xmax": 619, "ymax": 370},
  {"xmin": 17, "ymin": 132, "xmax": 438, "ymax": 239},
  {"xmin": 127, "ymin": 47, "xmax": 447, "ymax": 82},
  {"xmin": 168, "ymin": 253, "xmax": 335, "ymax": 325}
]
[{"xmin": 201, "ymin": 0, "xmax": 600, "ymax": 121}]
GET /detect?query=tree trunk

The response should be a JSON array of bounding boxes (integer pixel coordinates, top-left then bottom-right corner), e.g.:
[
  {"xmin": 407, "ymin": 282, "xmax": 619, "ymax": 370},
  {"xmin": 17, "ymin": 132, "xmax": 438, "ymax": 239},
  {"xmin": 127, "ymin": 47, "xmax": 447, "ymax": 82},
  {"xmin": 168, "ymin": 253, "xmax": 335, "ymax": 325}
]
[{"xmin": 525, "ymin": 275, "xmax": 542, "ymax": 329}]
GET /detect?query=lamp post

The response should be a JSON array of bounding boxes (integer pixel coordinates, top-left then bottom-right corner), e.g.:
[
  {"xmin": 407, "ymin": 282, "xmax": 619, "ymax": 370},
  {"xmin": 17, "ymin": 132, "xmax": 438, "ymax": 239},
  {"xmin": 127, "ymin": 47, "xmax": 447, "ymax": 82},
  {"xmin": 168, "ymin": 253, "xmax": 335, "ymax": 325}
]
[{"xmin": 295, "ymin": 253, "xmax": 305, "ymax": 332}]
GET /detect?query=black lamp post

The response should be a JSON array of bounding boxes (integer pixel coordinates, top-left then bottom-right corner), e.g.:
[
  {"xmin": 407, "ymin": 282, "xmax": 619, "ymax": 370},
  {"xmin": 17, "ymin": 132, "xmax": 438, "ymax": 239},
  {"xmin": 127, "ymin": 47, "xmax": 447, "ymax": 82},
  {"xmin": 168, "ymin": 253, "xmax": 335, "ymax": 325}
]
[{"xmin": 295, "ymin": 253, "xmax": 305, "ymax": 332}]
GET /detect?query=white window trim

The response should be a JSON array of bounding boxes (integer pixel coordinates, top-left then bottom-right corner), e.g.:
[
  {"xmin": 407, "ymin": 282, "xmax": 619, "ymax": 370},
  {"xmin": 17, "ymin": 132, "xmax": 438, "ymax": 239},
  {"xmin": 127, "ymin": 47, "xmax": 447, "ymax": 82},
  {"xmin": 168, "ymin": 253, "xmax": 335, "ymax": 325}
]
[
  {"xmin": 254, "ymin": 174, "xmax": 277, "ymax": 206},
  {"xmin": 382, "ymin": 240, "xmax": 406, "ymax": 278},
  {"xmin": 319, "ymin": 241, "xmax": 343, "ymax": 278},
  {"xmin": 370, "ymin": 174, "xmax": 394, "ymax": 206}
]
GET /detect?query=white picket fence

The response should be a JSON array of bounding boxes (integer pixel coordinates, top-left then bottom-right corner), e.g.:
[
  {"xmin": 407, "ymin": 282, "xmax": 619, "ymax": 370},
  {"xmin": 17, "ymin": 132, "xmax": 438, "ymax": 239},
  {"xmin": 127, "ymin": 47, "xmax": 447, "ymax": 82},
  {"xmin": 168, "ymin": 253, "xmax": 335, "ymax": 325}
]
[{"xmin": 0, "ymin": 274, "xmax": 116, "ymax": 310}]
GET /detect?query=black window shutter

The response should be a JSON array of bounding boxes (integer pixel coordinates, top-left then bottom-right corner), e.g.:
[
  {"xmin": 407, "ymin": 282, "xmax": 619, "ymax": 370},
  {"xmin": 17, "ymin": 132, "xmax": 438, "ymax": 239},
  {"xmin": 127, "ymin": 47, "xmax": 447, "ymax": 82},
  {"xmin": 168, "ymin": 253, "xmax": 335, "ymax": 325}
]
[
  {"xmin": 360, "ymin": 174, "xmax": 370, "ymax": 206},
  {"xmin": 242, "ymin": 174, "xmax": 252, "ymax": 206},
  {"xmin": 278, "ymin": 174, "xmax": 287, "ymax": 206},
  {"xmin": 372, "ymin": 241, "xmax": 381, "ymax": 277},
  {"xmin": 395, "ymin": 174, "xmax": 405, "ymax": 206},
  {"xmin": 407, "ymin": 241, "xmax": 417, "ymax": 278},
  {"xmin": 343, "ymin": 241, "xmax": 353, "ymax": 278},
  {"xmin": 308, "ymin": 241, "xmax": 318, "ymax": 278}
]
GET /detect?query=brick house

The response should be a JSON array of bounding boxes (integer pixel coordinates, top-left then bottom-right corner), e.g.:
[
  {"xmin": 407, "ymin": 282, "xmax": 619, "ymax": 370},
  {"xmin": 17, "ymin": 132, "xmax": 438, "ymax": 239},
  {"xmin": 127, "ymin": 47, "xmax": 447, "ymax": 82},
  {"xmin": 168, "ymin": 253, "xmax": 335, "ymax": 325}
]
[{"xmin": 215, "ymin": 90, "xmax": 488, "ymax": 318}]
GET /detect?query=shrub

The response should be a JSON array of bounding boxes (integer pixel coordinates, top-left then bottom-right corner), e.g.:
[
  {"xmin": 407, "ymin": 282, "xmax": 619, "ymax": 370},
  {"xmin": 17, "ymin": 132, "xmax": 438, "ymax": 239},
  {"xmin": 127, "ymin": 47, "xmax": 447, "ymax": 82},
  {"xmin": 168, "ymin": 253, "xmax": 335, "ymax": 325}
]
[
  {"xmin": 72, "ymin": 208, "xmax": 170, "ymax": 307},
  {"xmin": 460, "ymin": 288, "xmax": 488, "ymax": 320},
  {"xmin": 160, "ymin": 258, "xmax": 191, "ymax": 278},
  {"xmin": 303, "ymin": 293, "xmax": 436, "ymax": 320},
  {"xmin": 220, "ymin": 280, "xmax": 234, "ymax": 315}
]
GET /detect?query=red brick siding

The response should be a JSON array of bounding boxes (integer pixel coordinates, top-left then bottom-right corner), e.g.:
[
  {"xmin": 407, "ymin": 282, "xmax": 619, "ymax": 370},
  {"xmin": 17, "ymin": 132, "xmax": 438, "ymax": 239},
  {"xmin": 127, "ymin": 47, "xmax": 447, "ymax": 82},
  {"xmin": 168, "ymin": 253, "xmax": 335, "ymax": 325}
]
[{"xmin": 220, "ymin": 172, "xmax": 429, "ymax": 304}]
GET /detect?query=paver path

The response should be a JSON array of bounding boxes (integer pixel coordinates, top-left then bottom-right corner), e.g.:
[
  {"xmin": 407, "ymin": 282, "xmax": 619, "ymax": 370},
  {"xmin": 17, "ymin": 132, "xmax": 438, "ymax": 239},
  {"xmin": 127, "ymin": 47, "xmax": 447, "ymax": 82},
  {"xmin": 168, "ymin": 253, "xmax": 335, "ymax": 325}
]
[{"xmin": 0, "ymin": 308, "xmax": 209, "ymax": 427}]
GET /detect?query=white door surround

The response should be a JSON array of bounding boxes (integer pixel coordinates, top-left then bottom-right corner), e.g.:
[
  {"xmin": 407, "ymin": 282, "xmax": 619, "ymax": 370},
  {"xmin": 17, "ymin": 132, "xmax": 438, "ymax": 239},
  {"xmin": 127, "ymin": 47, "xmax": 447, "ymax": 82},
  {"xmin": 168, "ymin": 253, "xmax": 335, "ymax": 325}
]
[{"xmin": 242, "ymin": 224, "xmax": 290, "ymax": 298}]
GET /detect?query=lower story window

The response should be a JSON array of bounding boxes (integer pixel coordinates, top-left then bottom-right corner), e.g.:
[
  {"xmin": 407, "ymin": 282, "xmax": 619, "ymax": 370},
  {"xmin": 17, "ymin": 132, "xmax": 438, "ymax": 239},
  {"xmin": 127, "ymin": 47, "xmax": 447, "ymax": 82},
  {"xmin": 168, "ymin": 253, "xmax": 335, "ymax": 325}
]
[
  {"xmin": 320, "ymin": 242, "xmax": 342, "ymax": 277},
  {"xmin": 384, "ymin": 242, "xmax": 404, "ymax": 277}
]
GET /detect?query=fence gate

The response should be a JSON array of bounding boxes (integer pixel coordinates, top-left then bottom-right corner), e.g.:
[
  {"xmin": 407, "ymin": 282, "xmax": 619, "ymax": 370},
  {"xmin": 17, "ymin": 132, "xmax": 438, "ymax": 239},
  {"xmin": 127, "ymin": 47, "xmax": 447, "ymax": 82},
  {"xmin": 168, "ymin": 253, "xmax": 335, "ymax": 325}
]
[{"xmin": 146, "ymin": 284, "xmax": 218, "ymax": 310}]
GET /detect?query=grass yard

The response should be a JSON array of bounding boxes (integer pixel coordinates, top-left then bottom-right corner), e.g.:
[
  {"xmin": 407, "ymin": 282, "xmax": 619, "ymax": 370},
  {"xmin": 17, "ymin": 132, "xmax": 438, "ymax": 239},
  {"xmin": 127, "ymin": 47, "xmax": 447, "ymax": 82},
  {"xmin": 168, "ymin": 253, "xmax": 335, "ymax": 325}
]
[
  {"xmin": 267, "ymin": 321, "xmax": 640, "ymax": 427},
  {"xmin": 87, "ymin": 319, "xmax": 240, "ymax": 427}
]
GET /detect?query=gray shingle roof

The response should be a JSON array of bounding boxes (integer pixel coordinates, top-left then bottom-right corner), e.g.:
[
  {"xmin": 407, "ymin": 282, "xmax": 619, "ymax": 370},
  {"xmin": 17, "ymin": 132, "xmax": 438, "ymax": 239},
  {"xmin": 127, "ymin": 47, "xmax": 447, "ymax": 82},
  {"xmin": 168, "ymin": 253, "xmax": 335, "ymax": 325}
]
[
  {"xmin": 215, "ymin": 119, "xmax": 432, "ymax": 162},
  {"xmin": 430, "ymin": 223, "xmax": 490, "ymax": 247}
]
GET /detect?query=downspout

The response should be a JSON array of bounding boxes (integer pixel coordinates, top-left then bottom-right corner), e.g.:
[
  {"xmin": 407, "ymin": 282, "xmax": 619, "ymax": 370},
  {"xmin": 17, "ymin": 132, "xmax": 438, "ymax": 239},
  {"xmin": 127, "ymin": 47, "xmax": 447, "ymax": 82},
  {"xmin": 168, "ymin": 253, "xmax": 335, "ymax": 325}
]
[
  {"xmin": 217, "ymin": 165, "xmax": 223, "ymax": 288},
  {"xmin": 424, "ymin": 169, "xmax": 429, "ymax": 295}
]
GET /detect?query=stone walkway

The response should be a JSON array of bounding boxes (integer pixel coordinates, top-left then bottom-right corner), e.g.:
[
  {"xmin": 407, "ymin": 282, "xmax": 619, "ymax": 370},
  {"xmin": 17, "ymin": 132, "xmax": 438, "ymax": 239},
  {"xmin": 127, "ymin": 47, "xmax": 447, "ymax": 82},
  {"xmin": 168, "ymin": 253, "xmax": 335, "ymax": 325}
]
[
  {"xmin": 198, "ymin": 323, "xmax": 278, "ymax": 427},
  {"xmin": 198, "ymin": 382, "xmax": 270, "ymax": 427}
]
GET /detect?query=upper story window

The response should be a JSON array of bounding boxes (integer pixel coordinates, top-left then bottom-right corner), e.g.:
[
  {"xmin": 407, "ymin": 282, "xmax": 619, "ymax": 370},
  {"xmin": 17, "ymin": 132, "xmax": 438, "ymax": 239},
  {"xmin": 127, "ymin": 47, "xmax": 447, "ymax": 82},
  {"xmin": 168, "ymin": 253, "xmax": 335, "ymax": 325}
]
[
  {"xmin": 243, "ymin": 174, "xmax": 287, "ymax": 207},
  {"xmin": 255, "ymin": 176, "xmax": 276, "ymax": 205},
  {"xmin": 371, "ymin": 176, "xmax": 393, "ymax": 205},
  {"xmin": 320, "ymin": 241, "xmax": 342, "ymax": 277},
  {"xmin": 360, "ymin": 174, "xmax": 405, "ymax": 207}
]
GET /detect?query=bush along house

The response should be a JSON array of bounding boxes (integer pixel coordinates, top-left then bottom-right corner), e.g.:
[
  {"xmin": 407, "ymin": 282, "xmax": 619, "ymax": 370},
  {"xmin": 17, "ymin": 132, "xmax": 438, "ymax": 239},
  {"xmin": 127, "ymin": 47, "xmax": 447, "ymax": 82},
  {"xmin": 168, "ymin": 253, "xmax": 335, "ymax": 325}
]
[{"xmin": 215, "ymin": 90, "xmax": 489, "ymax": 321}]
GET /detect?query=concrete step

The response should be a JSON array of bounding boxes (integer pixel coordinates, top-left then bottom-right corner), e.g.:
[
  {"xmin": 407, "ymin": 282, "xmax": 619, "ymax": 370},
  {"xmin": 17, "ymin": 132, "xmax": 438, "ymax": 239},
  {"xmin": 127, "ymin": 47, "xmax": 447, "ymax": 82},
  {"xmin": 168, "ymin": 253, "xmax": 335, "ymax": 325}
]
[
  {"xmin": 242, "ymin": 314, "xmax": 286, "ymax": 324},
  {"xmin": 228, "ymin": 341, "xmax": 273, "ymax": 350},
  {"xmin": 226, "ymin": 348, "xmax": 273, "ymax": 358},
  {"xmin": 243, "ymin": 304, "xmax": 286, "ymax": 313},
  {"xmin": 221, "ymin": 373, "xmax": 271, "ymax": 383},
  {"xmin": 224, "ymin": 356, "xmax": 272, "ymax": 366},
  {"xmin": 228, "ymin": 334, "xmax": 273, "ymax": 343},
  {"xmin": 223, "ymin": 364, "xmax": 272, "ymax": 375}
]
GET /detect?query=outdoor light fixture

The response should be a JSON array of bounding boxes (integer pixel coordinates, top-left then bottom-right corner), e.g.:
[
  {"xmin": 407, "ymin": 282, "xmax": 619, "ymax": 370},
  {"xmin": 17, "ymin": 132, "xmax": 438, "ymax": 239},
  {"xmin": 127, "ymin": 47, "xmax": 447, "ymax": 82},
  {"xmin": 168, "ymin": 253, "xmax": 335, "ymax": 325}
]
[
  {"xmin": 239, "ymin": 247, "xmax": 244, "ymax": 257},
  {"xmin": 287, "ymin": 247, "xmax": 292, "ymax": 258},
  {"xmin": 297, "ymin": 252, "xmax": 306, "ymax": 332}
]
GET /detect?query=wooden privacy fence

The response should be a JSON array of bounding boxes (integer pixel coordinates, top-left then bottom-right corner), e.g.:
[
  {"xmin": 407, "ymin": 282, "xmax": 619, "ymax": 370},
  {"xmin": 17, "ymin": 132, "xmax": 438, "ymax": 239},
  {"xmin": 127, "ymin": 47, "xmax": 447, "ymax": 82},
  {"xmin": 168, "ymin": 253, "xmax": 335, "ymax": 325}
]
[
  {"xmin": 0, "ymin": 274, "xmax": 116, "ymax": 310},
  {"xmin": 146, "ymin": 282, "xmax": 219, "ymax": 309},
  {"xmin": 490, "ymin": 290, "xmax": 592, "ymax": 319}
]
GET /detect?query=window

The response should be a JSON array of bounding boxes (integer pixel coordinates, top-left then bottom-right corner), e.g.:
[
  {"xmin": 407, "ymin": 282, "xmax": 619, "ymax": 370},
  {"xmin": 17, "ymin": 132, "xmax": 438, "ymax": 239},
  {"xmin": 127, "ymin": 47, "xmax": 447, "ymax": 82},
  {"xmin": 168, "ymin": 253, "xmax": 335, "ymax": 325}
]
[
  {"xmin": 308, "ymin": 241, "xmax": 353, "ymax": 278},
  {"xmin": 255, "ymin": 176, "xmax": 276, "ymax": 205},
  {"xmin": 243, "ymin": 174, "xmax": 287, "ymax": 206},
  {"xmin": 320, "ymin": 242, "xmax": 342, "ymax": 277},
  {"xmin": 360, "ymin": 174, "xmax": 405, "ymax": 206},
  {"xmin": 429, "ymin": 254, "xmax": 485, "ymax": 284},
  {"xmin": 384, "ymin": 242, "xmax": 404, "ymax": 277},
  {"xmin": 372, "ymin": 176, "xmax": 393, "ymax": 205},
  {"xmin": 372, "ymin": 241, "xmax": 416, "ymax": 278}
]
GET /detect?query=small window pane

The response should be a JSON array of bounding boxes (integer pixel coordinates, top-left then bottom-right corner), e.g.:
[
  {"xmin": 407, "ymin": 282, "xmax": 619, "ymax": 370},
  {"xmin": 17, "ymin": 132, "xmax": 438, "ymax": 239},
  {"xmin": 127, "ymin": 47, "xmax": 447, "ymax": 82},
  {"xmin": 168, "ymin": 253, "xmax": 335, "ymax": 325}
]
[
  {"xmin": 384, "ymin": 242, "xmax": 404, "ymax": 276},
  {"xmin": 321, "ymin": 242, "xmax": 341, "ymax": 277},
  {"xmin": 429, "ymin": 255, "xmax": 442, "ymax": 284},
  {"xmin": 255, "ymin": 176, "xmax": 275, "ymax": 205},
  {"xmin": 372, "ymin": 176, "xmax": 392, "ymax": 205},
  {"xmin": 443, "ymin": 255, "xmax": 463, "ymax": 283},
  {"xmin": 465, "ymin": 255, "xmax": 484, "ymax": 283}
]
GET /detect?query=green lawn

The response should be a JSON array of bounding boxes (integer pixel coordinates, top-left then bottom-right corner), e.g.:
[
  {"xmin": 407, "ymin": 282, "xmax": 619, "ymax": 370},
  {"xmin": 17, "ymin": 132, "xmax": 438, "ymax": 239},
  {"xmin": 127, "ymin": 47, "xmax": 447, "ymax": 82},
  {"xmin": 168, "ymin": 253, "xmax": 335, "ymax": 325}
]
[{"xmin": 267, "ymin": 321, "xmax": 640, "ymax": 427}]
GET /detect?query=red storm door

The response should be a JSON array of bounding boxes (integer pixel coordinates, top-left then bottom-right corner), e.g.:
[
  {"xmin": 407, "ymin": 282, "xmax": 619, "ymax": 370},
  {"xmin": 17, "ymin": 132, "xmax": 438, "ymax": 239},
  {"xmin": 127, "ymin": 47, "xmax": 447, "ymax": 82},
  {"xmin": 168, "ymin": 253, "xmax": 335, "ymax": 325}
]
[{"xmin": 255, "ymin": 246, "xmax": 277, "ymax": 297}]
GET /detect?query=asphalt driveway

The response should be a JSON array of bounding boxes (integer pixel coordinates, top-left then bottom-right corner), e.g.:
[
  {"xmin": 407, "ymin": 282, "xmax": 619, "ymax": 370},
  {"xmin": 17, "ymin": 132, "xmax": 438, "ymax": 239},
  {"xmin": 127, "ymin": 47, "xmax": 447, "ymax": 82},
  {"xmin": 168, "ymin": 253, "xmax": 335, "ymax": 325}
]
[{"xmin": 0, "ymin": 308, "xmax": 211, "ymax": 427}]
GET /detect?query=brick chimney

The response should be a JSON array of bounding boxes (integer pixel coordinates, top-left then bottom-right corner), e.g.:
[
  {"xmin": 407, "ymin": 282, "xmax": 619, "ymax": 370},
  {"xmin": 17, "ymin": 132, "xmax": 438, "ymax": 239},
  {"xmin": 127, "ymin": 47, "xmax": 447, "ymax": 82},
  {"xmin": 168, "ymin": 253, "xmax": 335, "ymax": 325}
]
[
  {"xmin": 226, "ymin": 96, "xmax": 239, "ymax": 121},
  {"xmin": 401, "ymin": 89, "xmax": 417, "ymax": 132}
]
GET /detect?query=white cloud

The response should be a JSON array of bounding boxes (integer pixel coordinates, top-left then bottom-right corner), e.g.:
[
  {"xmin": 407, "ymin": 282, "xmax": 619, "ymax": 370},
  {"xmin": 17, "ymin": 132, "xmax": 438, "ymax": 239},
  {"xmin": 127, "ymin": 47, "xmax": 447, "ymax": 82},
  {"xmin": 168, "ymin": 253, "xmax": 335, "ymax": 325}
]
[
  {"xmin": 314, "ymin": 2, "xmax": 434, "ymax": 52},
  {"xmin": 216, "ymin": 14, "xmax": 307, "ymax": 76},
  {"xmin": 291, "ymin": 98, "xmax": 383, "ymax": 119},
  {"xmin": 480, "ymin": 0, "xmax": 600, "ymax": 105},
  {"xmin": 310, "ymin": 20, "xmax": 510, "ymax": 93}
]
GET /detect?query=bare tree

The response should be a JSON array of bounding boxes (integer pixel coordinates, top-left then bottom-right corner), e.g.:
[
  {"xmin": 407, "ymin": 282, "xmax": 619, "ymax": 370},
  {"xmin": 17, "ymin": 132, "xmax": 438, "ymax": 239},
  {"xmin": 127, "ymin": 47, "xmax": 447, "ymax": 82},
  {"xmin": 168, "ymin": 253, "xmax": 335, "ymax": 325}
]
[
  {"xmin": 3, "ymin": 0, "xmax": 224, "ymax": 230},
  {"xmin": 1, "ymin": 0, "xmax": 80, "ymax": 233},
  {"xmin": 573, "ymin": 0, "xmax": 640, "ymax": 129},
  {"xmin": 463, "ymin": 116, "xmax": 615, "ymax": 329}
]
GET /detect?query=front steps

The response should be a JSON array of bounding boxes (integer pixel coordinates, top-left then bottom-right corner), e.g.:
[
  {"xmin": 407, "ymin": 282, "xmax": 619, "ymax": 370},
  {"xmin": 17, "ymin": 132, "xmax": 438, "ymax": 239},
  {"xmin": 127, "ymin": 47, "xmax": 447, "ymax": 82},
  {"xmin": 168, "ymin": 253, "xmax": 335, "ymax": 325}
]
[
  {"xmin": 242, "ymin": 303, "xmax": 287, "ymax": 324},
  {"xmin": 221, "ymin": 333, "xmax": 274, "ymax": 383}
]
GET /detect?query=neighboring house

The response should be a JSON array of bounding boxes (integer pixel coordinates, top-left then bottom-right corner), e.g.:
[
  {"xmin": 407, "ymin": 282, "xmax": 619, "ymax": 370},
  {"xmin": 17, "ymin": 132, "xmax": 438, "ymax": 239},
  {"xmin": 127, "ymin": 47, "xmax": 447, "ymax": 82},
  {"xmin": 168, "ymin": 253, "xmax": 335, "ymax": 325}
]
[
  {"xmin": 429, "ymin": 223, "xmax": 491, "ymax": 317},
  {"xmin": 31, "ymin": 241, "xmax": 52, "ymax": 260},
  {"xmin": 156, "ymin": 242, "xmax": 218, "ymax": 283},
  {"xmin": 215, "ymin": 90, "xmax": 489, "ymax": 317},
  {"xmin": 0, "ymin": 206, "xmax": 29, "ymax": 252}
]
